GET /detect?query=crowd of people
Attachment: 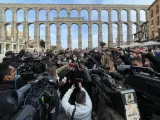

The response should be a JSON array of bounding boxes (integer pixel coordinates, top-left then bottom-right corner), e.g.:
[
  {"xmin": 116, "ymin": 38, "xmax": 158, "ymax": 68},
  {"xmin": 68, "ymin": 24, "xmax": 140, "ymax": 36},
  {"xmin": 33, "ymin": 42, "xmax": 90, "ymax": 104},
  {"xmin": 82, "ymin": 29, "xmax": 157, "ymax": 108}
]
[{"xmin": 0, "ymin": 42, "xmax": 160, "ymax": 120}]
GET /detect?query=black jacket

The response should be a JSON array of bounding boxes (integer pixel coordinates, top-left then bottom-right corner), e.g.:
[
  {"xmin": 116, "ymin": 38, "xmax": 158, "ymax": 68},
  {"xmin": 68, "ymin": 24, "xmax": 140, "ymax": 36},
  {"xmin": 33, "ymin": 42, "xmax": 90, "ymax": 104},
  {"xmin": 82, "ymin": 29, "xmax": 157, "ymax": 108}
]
[{"xmin": 145, "ymin": 53, "xmax": 160, "ymax": 72}]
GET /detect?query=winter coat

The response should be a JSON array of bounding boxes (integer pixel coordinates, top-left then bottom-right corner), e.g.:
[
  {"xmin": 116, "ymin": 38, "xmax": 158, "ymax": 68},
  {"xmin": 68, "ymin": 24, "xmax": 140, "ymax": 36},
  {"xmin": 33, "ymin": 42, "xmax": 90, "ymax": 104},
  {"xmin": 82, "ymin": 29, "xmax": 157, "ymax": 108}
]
[{"xmin": 62, "ymin": 88, "xmax": 92, "ymax": 120}]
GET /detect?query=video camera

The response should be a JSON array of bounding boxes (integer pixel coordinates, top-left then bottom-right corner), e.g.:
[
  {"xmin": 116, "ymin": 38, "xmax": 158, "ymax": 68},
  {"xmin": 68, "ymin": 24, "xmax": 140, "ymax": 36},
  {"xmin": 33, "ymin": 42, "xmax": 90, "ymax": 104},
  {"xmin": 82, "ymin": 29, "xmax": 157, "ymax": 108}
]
[
  {"xmin": 0, "ymin": 72, "xmax": 60, "ymax": 120},
  {"xmin": 126, "ymin": 67, "xmax": 160, "ymax": 120},
  {"xmin": 17, "ymin": 58, "xmax": 47, "ymax": 80},
  {"xmin": 86, "ymin": 68, "xmax": 141, "ymax": 120}
]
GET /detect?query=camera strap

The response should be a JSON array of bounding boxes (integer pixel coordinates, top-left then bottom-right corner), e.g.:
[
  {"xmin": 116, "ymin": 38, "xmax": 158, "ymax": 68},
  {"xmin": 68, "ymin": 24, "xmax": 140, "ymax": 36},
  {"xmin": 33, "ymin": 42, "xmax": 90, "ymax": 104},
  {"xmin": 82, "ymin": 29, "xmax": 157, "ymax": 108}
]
[{"xmin": 71, "ymin": 106, "xmax": 76, "ymax": 120}]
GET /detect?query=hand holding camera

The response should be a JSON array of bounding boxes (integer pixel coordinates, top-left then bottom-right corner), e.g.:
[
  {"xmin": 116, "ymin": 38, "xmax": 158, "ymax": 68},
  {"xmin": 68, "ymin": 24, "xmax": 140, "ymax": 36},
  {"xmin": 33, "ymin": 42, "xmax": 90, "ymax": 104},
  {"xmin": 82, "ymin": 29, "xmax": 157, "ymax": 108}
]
[
  {"xmin": 78, "ymin": 82, "xmax": 83, "ymax": 90},
  {"xmin": 71, "ymin": 84, "xmax": 75, "ymax": 91}
]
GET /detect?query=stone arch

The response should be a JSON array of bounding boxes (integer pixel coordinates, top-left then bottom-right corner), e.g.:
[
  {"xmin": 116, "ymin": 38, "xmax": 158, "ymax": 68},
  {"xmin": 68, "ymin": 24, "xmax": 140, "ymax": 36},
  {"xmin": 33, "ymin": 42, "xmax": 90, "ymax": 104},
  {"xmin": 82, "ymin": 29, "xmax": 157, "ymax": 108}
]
[
  {"xmin": 82, "ymin": 23, "xmax": 88, "ymax": 49},
  {"xmin": 17, "ymin": 24, "xmax": 23, "ymax": 41},
  {"xmin": 92, "ymin": 23, "xmax": 98, "ymax": 48},
  {"xmin": 111, "ymin": 9, "xmax": 118, "ymax": 22},
  {"xmin": 28, "ymin": 9, "xmax": 35, "ymax": 22},
  {"xmin": 123, "ymin": 22, "xmax": 129, "ymax": 25},
  {"xmin": 60, "ymin": 24, "xmax": 68, "ymax": 48},
  {"xmin": 39, "ymin": 24, "xmax": 45, "ymax": 41},
  {"xmin": 101, "ymin": 9, "xmax": 108, "ymax": 21},
  {"xmin": 81, "ymin": 22, "xmax": 89, "ymax": 25},
  {"xmin": 133, "ymin": 22, "xmax": 139, "ymax": 31},
  {"xmin": 71, "ymin": 23, "xmax": 78, "ymax": 48},
  {"xmin": 39, "ymin": 8, "xmax": 47, "ymax": 11},
  {"xmin": 17, "ymin": 9, "xmax": 24, "ymax": 22},
  {"xmin": 4, "ymin": 8, "xmax": 11, "ymax": 12},
  {"xmin": 70, "ymin": 9, "xmax": 78, "ymax": 18},
  {"xmin": 50, "ymin": 23, "xmax": 56, "ymax": 45},
  {"xmin": 5, "ymin": 9, "xmax": 12, "ymax": 22},
  {"xmin": 16, "ymin": 8, "xmax": 23, "ymax": 12},
  {"xmin": 60, "ymin": 9, "xmax": 67, "ymax": 17},
  {"xmin": 121, "ymin": 9, "xmax": 127, "ymax": 21},
  {"xmin": 102, "ymin": 23, "xmax": 108, "ymax": 43},
  {"xmin": 80, "ymin": 9, "xmax": 88, "ymax": 21},
  {"xmin": 50, "ymin": 9, "xmax": 57, "ymax": 21},
  {"xmin": 113, "ymin": 22, "xmax": 119, "ymax": 25},
  {"xmin": 91, "ymin": 10, "xmax": 98, "ymax": 21},
  {"xmin": 27, "ymin": 8, "xmax": 35, "ymax": 12},
  {"xmin": 112, "ymin": 23, "xmax": 118, "ymax": 44},
  {"xmin": 140, "ymin": 10, "xmax": 146, "ymax": 22},
  {"xmin": 39, "ymin": 9, "xmax": 46, "ymax": 21},
  {"xmin": 130, "ymin": 10, "xmax": 137, "ymax": 22},
  {"xmin": 5, "ymin": 24, "xmax": 12, "ymax": 40},
  {"xmin": 91, "ymin": 8, "xmax": 99, "ymax": 11},
  {"xmin": 28, "ymin": 24, "xmax": 34, "ymax": 41},
  {"xmin": 71, "ymin": 23, "xmax": 79, "ymax": 26},
  {"xmin": 80, "ymin": 8, "xmax": 89, "ymax": 12},
  {"xmin": 132, "ymin": 23, "xmax": 138, "ymax": 39},
  {"xmin": 122, "ymin": 23, "xmax": 128, "ymax": 42},
  {"xmin": 93, "ymin": 22, "xmax": 99, "ymax": 26},
  {"xmin": 60, "ymin": 22, "xmax": 68, "ymax": 26}
]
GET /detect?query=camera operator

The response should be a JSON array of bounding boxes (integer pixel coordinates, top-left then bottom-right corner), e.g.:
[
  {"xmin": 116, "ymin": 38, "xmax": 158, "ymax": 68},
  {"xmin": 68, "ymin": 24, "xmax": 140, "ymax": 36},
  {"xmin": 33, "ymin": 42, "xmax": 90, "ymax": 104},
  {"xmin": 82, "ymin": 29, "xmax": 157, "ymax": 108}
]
[
  {"xmin": 0, "ymin": 62, "xmax": 25, "ymax": 90},
  {"xmin": 62, "ymin": 82, "xmax": 92, "ymax": 120}
]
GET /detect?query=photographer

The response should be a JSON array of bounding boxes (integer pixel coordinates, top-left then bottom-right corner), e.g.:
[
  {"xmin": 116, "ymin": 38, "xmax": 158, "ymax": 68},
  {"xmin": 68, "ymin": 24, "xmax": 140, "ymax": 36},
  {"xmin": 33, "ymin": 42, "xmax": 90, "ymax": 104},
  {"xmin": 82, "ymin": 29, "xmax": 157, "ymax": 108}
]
[{"xmin": 62, "ymin": 82, "xmax": 92, "ymax": 120}]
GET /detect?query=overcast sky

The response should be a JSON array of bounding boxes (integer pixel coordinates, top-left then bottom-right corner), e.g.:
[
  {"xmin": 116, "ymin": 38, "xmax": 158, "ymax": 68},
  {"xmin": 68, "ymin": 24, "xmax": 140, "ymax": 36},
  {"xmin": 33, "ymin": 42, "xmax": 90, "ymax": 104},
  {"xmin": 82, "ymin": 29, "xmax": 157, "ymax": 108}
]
[{"xmin": 4, "ymin": 0, "xmax": 155, "ymax": 48}]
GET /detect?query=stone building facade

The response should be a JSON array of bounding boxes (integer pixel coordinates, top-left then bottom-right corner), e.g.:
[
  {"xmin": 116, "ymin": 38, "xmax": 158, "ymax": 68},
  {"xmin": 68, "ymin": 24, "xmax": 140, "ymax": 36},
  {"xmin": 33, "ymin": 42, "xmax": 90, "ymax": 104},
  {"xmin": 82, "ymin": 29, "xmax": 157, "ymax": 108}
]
[
  {"xmin": 0, "ymin": 4, "xmax": 149, "ymax": 55},
  {"xmin": 133, "ymin": 21, "xmax": 149, "ymax": 42},
  {"xmin": 148, "ymin": 0, "xmax": 160, "ymax": 41}
]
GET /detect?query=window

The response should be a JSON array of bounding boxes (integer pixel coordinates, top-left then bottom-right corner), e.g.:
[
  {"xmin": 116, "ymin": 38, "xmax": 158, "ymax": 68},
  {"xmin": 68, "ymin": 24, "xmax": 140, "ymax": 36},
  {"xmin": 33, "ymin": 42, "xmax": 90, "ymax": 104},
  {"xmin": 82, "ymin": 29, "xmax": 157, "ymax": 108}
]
[
  {"xmin": 157, "ymin": 16, "xmax": 160, "ymax": 25},
  {"xmin": 144, "ymin": 33, "xmax": 147, "ymax": 38},
  {"xmin": 150, "ymin": 10, "xmax": 153, "ymax": 18},
  {"xmin": 156, "ymin": 4, "xmax": 159, "ymax": 14}
]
